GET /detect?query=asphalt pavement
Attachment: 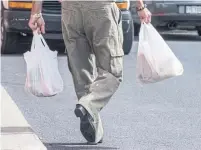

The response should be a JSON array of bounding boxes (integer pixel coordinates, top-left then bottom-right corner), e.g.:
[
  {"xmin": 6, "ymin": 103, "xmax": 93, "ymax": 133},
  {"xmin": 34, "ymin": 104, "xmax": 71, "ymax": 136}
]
[{"xmin": 1, "ymin": 31, "xmax": 201, "ymax": 150}]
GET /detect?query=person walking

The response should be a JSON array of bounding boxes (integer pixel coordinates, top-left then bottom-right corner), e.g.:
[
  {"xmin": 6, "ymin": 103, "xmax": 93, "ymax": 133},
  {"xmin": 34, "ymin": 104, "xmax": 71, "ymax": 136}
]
[{"xmin": 28, "ymin": 0, "xmax": 151, "ymax": 144}]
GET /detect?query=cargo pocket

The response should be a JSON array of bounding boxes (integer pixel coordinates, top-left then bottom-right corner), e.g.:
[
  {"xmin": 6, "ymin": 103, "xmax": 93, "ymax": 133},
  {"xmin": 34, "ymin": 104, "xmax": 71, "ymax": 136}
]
[
  {"xmin": 110, "ymin": 54, "xmax": 124, "ymax": 80},
  {"xmin": 109, "ymin": 36, "xmax": 124, "ymax": 80}
]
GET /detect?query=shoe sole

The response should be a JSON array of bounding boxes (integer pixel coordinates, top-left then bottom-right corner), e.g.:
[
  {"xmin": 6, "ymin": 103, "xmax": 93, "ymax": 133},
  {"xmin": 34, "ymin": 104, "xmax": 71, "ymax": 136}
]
[
  {"xmin": 74, "ymin": 106, "xmax": 96, "ymax": 143},
  {"xmin": 87, "ymin": 139, "xmax": 103, "ymax": 145}
]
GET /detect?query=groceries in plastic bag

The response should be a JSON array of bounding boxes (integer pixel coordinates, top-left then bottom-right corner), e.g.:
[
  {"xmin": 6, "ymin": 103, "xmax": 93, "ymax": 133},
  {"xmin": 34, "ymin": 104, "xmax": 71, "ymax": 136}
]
[
  {"xmin": 136, "ymin": 23, "xmax": 184, "ymax": 84},
  {"xmin": 24, "ymin": 32, "xmax": 63, "ymax": 96}
]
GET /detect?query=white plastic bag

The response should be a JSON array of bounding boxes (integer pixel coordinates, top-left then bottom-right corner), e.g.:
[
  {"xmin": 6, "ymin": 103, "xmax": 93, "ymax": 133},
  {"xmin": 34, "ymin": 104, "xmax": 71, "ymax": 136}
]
[
  {"xmin": 136, "ymin": 23, "xmax": 184, "ymax": 84},
  {"xmin": 24, "ymin": 32, "xmax": 63, "ymax": 96}
]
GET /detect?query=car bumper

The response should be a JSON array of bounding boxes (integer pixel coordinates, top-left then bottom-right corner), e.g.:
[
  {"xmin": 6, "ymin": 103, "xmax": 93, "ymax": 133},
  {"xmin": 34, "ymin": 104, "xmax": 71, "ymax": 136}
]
[
  {"xmin": 132, "ymin": 14, "xmax": 201, "ymax": 27},
  {"xmin": 3, "ymin": 9, "xmax": 133, "ymax": 39},
  {"xmin": 3, "ymin": 10, "xmax": 62, "ymax": 39}
]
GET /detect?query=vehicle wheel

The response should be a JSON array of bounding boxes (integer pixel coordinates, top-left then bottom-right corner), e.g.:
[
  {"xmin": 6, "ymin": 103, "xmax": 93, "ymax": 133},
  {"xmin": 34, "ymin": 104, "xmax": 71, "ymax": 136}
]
[
  {"xmin": 1, "ymin": 11, "xmax": 18, "ymax": 54},
  {"xmin": 134, "ymin": 23, "xmax": 140, "ymax": 36},
  {"xmin": 123, "ymin": 21, "xmax": 134, "ymax": 55},
  {"xmin": 197, "ymin": 27, "xmax": 201, "ymax": 36}
]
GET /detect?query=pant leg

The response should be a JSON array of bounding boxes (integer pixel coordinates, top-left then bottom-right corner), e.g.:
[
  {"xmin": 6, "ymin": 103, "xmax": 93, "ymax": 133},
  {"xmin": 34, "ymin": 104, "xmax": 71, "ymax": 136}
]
[
  {"xmin": 78, "ymin": 2, "xmax": 124, "ymax": 118},
  {"xmin": 62, "ymin": 2, "xmax": 123, "ymax": 119},
  {"xmin": 61, "ymin": 2, "xmax": 98, "ymax": 101},
  {"xmin": 62, "ymin": 2, "xmax": 104, "ymax": 143},
  {"xmin": 62, "ymin": 2, "xmax": 122, "ymax": 143}
]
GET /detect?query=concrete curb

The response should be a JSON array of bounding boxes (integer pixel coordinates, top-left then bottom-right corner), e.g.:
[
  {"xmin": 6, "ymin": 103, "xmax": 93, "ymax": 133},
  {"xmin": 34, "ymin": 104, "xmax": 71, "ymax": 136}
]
[{"xmin": 1, "ymin": 86, "xmax": 47, "ymax": 150}]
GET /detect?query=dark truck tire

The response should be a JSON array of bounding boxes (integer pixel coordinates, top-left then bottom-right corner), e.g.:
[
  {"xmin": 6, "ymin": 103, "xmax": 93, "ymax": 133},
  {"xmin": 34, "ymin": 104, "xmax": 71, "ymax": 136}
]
[
  {"xmin": 197, "ymin": 27, "xmax": 201, "ymax": 36},
  {"xmin": 1, "ymin": 30, "xmax": 18, "ymax": 54},
  {"xmin": 1, "ymin": 6, "xmax": 18, "ymax": 54},
  {"xmin": 134, "ymin": 23, "xmax": 140, "ymax": 36},
  {"xmin": 123, "ymin": 21, "xmax": 134, "ymax": 55}
]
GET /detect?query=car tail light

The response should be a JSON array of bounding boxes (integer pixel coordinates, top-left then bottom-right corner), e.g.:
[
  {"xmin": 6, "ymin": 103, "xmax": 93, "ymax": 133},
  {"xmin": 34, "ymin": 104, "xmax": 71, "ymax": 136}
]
[
  {"xmin": 116, "ymin": 0, "xmax": 130, "ymax": 10},
  {"xmin": 9, "ymin": 1, "xmax": 32, "ymax": 9},
  {"xmin": 116, "ymin": 2, "xmax": 129, "ymax": 10}
]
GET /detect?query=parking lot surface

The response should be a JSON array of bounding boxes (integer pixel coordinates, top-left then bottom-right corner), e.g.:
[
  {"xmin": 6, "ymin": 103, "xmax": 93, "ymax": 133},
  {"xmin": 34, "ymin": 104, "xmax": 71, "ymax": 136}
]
[{"xmin": 1, "ymin": 31, "xmax": 201, "ymax": 150}]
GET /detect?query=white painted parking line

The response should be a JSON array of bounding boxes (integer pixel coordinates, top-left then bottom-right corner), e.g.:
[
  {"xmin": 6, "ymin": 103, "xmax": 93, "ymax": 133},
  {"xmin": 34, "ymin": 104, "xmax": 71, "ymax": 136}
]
[{"xmin": 1, "ymin": 86, "xmax": 47, "ymax": 150}]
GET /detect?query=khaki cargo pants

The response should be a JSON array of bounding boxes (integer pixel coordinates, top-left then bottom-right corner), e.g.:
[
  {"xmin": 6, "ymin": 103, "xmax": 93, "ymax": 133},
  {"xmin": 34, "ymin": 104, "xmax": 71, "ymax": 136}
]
[{"xmin": 61, "ymin": 2, "xmax": 124, "ymax": 140}]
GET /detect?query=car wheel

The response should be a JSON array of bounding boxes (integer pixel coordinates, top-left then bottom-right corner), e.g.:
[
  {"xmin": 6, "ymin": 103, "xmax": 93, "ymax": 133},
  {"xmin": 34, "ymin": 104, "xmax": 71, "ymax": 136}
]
[
  {"xmin": 197, "ymin": 27, "xmax": 201, "ymax": 36},
  {"xmin": 134, "ymin": 23, "xmax": 140, "ymax": 36},
  {"xmin": 123, "ymin": 21, "xmax": 134, "ymax": 55},
  {"xmin": 1, "ymin": 11, "xmax": 18, "ymax": 54}
]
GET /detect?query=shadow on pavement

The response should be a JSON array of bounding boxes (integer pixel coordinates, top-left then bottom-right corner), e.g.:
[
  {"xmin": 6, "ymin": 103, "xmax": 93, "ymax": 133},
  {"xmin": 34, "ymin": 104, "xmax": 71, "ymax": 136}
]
[
  {"xmin": 134, "ymin": 32, "xmax": 201, "ymax": 42},
  {"xmin": 161, "ymin": 34, "xmax": 201, "ymax": 41},
  {"xmin": 44, "ymin": 143, "xmax": 119, "ymax": 150}
]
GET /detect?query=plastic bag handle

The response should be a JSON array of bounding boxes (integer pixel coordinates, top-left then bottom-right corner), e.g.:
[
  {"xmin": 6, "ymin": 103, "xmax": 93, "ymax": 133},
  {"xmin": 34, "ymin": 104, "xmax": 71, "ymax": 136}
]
[
  {"xmin": 139, "ymin": 23, "xmax": 152, "ymax": 42},
  {"xmin": 30, "ymin": 34, "xmax": 36, "ymax": 51},
  {"xmin": 139, "ymin": 23, "xmax": 144, "ymax": 42},
  {"xmin": 139, "ymin": 23, "xmax": 146, "ymax": 42},
  {"xmin": 38, "ymin": 34, "xmax": 49, "ymax": 49},
  {"xmin": 31, "ymin": 31, "xmax": 50, "ymax": 52}
]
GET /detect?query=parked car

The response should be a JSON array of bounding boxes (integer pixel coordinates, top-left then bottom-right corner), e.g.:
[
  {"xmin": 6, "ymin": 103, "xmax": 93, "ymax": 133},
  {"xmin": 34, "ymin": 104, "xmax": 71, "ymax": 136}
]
[
  {"xmin": 130, "ymin": 1, "xmax": 201, "ymax": 36},
  {"xmin": 1, "ymin": 0, "xmax": 134, "ymax": 54}
]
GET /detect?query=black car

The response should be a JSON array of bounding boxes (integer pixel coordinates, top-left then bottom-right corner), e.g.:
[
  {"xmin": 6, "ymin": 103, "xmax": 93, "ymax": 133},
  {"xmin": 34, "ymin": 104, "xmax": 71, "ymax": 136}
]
[{"xmin": 1, "ymin": 0, "xmax": 134, "ymax": 54}]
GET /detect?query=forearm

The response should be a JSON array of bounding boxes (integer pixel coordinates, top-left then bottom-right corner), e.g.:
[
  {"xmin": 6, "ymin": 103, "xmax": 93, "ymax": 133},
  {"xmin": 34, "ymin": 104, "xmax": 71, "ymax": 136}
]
[
  {"xmin": 31, "ymin": 1, "xmax": 43, "ymax": 14},
  {"xmin": 136, "ymin": 0, "xmax": 144, "ymax": 8}
]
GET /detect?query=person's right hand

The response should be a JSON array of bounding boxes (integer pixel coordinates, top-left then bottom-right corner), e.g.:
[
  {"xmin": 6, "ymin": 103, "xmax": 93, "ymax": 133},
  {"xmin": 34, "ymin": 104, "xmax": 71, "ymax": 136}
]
[
  {"xmin": 138, "ymin": 8, "xmax": 152, "ymax": 24},
  {"xmin": 28, "ymin": 14, "xmax": 45, "ymax": 34}
]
